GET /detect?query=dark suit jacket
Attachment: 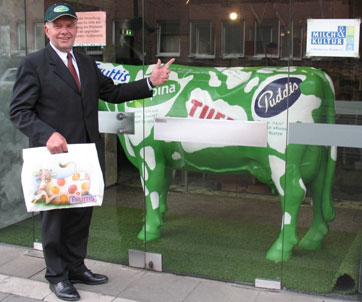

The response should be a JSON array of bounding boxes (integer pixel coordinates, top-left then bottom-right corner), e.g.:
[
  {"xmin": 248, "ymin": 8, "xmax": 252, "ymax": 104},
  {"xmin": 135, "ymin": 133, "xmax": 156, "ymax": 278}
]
[{"xmin": 9, "ymin": 44, "xmax": 152, "ymax": 147}]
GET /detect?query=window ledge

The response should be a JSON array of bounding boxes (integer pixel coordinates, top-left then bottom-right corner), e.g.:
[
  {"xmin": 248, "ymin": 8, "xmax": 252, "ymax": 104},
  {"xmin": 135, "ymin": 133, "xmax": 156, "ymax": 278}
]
[
  {"xmin": 189, "ymin": 54, "xmax": 216, "ymax": 59},
  {"xmin": 222, "ymin": 55, "xmax": 244, "ymax": 59},
  {"xmin": 157, "ymin": 53, "xmax": 181, "ymax": 57}
]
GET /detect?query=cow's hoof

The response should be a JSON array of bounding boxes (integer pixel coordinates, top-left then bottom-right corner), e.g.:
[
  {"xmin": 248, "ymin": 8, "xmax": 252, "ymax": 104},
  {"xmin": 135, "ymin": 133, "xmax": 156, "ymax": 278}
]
[
  {"xmin": 266, "ymin": 239, "xmax": 294, "ymax": 263},
  {"xmin": 266, "ymin": 248, "xmax": 292, "ymax": 263},
  {"xmin": 299, "ymin": 223, "xmax": 328, "ymax": 250},
  {"xmin": 299, "ymin": 238, "xmax": 322, "ymax": 250},
  {"xmin": 137, "ymin": 227, "xmax": 160, "ymax": 242}
]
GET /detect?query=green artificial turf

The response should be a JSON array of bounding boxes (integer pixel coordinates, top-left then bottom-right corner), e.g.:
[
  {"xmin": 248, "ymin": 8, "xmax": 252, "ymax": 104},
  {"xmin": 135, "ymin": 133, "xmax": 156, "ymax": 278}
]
[
  {"xmin": 0, "ymin": 204, "xmax": 359, "ymax": 295},
  {"xmin": 0, "ymin": 213, "xmax": 39, "ymax": 247},
  {"xmin": 332, "ymin": 229, "xmax": 362, "ymax": 294}
]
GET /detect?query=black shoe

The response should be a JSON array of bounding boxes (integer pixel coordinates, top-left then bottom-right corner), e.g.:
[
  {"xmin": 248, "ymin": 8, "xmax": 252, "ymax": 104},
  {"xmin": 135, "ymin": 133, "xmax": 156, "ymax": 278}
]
[
  {"xmin": 49, "ymin": 280, "xmax": 80, "ymax": 301},
  {"xmin": 69, "ymin": 270, "xmax": 108, "ymax": 285}
]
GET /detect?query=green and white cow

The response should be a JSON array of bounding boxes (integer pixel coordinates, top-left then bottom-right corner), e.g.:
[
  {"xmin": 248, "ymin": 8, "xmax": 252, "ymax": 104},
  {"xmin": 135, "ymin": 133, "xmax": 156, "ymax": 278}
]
[{"xmin": 98, "ymin": 62, "xmax": 336, "ymax": 263}]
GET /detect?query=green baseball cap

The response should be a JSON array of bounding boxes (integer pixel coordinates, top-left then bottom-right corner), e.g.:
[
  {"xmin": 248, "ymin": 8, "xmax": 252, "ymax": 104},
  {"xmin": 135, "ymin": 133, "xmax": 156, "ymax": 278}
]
[{"xmin": 45, "ymin": 3, "xmax": 77, "ymax": 22}]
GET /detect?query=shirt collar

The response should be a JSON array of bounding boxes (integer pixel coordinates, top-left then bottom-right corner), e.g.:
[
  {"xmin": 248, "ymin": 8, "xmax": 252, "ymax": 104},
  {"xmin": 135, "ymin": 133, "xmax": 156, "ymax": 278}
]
[{"xmin": 49, "ymin": 41, "xmax": 75, "ymax": 63}]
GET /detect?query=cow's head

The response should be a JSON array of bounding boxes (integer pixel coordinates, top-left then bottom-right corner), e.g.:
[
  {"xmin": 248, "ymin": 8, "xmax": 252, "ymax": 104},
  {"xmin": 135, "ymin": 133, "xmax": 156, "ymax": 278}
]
[{"xmin": 34, "ymin": 169, "xmax": 56, "ymax": 190}]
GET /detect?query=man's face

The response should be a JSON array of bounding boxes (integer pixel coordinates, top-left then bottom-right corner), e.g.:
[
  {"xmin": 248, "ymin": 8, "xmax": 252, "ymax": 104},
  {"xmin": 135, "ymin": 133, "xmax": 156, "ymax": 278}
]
[{"xmin": 44, "ymin": 16, "xmax": 77, "ymax": 52}]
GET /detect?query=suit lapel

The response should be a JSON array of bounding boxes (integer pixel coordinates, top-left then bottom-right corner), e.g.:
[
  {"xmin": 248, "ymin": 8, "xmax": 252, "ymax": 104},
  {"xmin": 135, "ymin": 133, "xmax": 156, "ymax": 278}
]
[{"xmin": 46, "ymin": 44, "xmax": 81, "ymax": 94}]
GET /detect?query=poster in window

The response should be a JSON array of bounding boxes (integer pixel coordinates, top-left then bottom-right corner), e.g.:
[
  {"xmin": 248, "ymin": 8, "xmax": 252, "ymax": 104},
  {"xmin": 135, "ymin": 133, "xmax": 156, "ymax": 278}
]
[
  {"xmin": 74, "ymin": 11, "xmax": 106, "ymax": 47},
  {"xmin": 306, "ymin": 19, "xmax": 360, "ymax": 58}
]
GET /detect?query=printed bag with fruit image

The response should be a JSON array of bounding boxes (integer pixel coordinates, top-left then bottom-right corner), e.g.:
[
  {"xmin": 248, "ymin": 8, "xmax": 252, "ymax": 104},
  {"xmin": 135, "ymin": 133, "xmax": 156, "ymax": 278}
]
[{"xmin": 21, "ymin": 144, "xmax": 104, "ymax": 212}]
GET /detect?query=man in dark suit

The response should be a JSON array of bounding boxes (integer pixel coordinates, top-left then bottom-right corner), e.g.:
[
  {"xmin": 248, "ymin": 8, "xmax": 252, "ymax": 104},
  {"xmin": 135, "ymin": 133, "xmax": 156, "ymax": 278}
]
[{"xmin": 9, "ymin": 3, "xmax": 174, "ymax": 301}]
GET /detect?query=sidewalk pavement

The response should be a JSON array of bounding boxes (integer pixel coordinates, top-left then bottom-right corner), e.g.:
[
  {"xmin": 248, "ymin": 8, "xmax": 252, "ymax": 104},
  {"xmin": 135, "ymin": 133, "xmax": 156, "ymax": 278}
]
[{"xmin": 0, "ymin": 243, "xmax": 359, "ymax": 302}]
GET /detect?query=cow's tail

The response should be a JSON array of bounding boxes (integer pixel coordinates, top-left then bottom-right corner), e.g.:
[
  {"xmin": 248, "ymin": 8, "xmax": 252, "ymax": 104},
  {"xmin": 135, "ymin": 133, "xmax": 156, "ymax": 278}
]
[{"xmin": 321, "ymin": 71, "xmax": 336, "ymax": 222}]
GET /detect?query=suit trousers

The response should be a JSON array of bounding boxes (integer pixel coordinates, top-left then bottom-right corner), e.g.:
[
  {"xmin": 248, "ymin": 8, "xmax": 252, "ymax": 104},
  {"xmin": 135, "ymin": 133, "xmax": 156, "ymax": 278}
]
[{"xmin": 40, "ymin": 206, "xmax": 93, "ymax": 283}]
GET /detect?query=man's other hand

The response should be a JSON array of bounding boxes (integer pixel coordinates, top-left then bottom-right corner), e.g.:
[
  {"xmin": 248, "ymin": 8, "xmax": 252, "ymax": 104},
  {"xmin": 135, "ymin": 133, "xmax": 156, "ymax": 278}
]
[{"xmin": 149, "ymin": 58, "xmax": 175, "ymax": 87}]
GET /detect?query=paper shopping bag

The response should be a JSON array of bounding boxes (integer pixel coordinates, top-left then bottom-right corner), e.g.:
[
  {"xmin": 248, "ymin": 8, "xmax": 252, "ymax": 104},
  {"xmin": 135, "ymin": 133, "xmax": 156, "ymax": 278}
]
[{"xmin": 21, "ymin": 143, "xmax": 104, "ymax": 212}]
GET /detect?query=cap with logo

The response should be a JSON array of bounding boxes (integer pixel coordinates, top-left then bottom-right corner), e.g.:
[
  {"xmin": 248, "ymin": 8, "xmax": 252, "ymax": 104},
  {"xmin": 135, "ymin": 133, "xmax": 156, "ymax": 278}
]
[{"xmin": 45, "ymin": 3, "xmax": 77, "ymax": 22}]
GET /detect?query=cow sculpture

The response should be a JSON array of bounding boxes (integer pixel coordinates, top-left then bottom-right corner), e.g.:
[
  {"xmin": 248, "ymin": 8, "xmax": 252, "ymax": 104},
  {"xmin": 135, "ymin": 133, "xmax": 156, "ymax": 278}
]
[
  {"xmin": 32, "ymin": 164, "xmax": 91, "ymax": 205},
  {"xmin": 98, "ymin": 63, "xmax": 336, "ymax": 262}
]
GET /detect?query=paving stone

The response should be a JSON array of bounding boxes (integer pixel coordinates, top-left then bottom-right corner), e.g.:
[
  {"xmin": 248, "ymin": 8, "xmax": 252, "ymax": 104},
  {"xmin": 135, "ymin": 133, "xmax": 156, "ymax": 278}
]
[
  {"xmin": 0, "ymin": 254, "xmax": 45, "ymax": 279},
  {"xmin": 0, "ymin": 291, "xmax": 10, "ymax": 301},
  {"xmin": 0, "ymin": 275, "xmax": 8, "ymax": 282},
  {"xmin": 119, "ymin": 271, "xmax": 200, "ymax": 302},
  {"xmin": 0, "ymin": 246, "xmax": 27, "ymax": 267},
  {"xmin": 112, "ymin": 298, "xmax": 139, "ymax": 302},
  {"xmin": 44, "ymin": 289, "xmax": 115, "ymax": 302},
  {"xmin": 0, "ymin": 277, "xmax": 50, "ymax": 300},
  {"xmin": 255, "ymin": 289, "xmax": 351, "ymax": 302},
  {"xmin": 2, "ymin": 294, "xmax": 43, "ymax": 301},
  {"xmin": 66, "ymin": 259, "xmax": 145, "ymax": 297},
  {"xmin": 183, "ymin": 280, "xmax": 258, "ymax": 302}
]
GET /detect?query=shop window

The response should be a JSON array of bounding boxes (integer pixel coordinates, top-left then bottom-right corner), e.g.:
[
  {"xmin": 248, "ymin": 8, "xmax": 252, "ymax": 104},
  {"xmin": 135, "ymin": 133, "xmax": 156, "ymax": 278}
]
[
  {"xmin": 157, "ymin": 20, "xmax": 180, "ymax": 57},
  {"xmin": 112, "ymin": 19, "xmax": 142, "ymax": 65},
  {"xmin": 292, "ymin": 25, "xmax": 303, "ymax": 59},
  {"xmin": 190, "ymin": 21, "xmax": 215, "ymax": 58},
  {"xmin": 280, "ymin": 23, "xmax": 303, "ymax": 60},
  {"xmin": 254, "ymin": 18, "xmax": 279, "ymax": 57},
  {"xmin": 0, "ymin": 25, "xmax": 10, "ymax": 56},
  {"xmin": 222, "ymin": 20, "xmax": 244, "ymax": 58},
  {"xmin": 34, "ymin": 23, "xmax": 45, "ymax": 51},
  {"xmin": 17, "ymin": 23, "xmax": 26, "ymax": 51}
]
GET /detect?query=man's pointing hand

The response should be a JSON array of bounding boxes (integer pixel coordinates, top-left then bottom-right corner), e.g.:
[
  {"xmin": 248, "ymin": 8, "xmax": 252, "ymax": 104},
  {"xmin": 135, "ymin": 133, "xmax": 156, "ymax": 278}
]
[{"xmin": 149, "ymin": 58, "xmax": 175, "ymax": 87}]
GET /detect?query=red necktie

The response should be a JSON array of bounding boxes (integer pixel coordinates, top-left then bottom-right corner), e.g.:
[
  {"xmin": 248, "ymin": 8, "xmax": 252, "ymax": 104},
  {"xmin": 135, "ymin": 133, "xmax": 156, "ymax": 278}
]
[{"xmin": 67, "ymin": 53, "xmax": 81, "ymax": 91}]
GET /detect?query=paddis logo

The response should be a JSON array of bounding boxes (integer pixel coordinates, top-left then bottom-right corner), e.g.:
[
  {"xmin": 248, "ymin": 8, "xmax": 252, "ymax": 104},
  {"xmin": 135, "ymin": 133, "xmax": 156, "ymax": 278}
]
[
  {"xmin": 254, "ymin": 77, "xmax": 302, "ymax": 118},
  {"xmin": 96, "ymin": 62, "xmax": 130, "ymax": 84}
]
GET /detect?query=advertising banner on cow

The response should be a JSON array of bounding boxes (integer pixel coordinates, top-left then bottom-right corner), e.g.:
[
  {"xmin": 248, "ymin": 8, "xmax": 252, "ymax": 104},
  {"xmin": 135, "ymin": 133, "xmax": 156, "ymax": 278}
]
[
  {"xmin": 306, "ymin": 19, "xmax": 360, "ymax": 58},
  {"xmin": 21, "ymin": 143, "xmax": 104, "ymax": 212}
]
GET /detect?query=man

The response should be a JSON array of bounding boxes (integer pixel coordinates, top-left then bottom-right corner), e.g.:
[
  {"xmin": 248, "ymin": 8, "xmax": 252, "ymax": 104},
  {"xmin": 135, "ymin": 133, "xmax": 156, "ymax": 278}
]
[{"xmin": 9, "ymin": 3, "xmax": 174, "ymax": 301}]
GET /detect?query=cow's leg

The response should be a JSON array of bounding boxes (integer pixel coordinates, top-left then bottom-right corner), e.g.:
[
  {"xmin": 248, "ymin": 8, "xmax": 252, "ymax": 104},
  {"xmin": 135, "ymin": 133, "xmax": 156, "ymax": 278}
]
[
  {"xmin": 159, "ymin": 167, "xmax": 173, "ymax": 218},
  {"xmin": 299, "ymin": 148, "xmax": 329, "ymax": 250},
  {"xmin": 266, "ymin": 147, "xmax": 306, "ymax": 263},
  {"xmin": 137, "ymin": 146, "xmax": 172, "ymax": 241}
]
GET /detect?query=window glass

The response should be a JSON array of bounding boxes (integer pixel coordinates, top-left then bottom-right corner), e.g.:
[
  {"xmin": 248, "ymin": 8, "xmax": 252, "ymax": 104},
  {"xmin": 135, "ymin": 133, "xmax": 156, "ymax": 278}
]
[
  {"xmin": 190, "ymin": 21, "xmax": 215, "ymax": 57},
  {"xmin": 34, "ymin": 23, "xmax": 44, "ymax": 51},
  {"xmin": 0, "ymin": 25, "xmax": 10, "ymax": 56},
  {"xmin": 280, "ymin": 23, "xmax": 302, "ymax": 60},
  {"xmin": 17, "ymin": 23, "xmax": 26, "ymax": 51},
  {"xmin": 222, "ymin": 20, "xmax": 244, "ymax": 57},
  {"xmin": 157, "ymin": 20, "xmax": 180, "ymax": 56},
  {"xmin": 113, "ymin": 18, "xmax": 143, "ymax": 65},
  {"xmin": 292, "ymin": 25, "xmax": 303, "ymax": 59},
  {"xmin": 254, "ymin": 18, "xmax": 279, "ymax": 57}
]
